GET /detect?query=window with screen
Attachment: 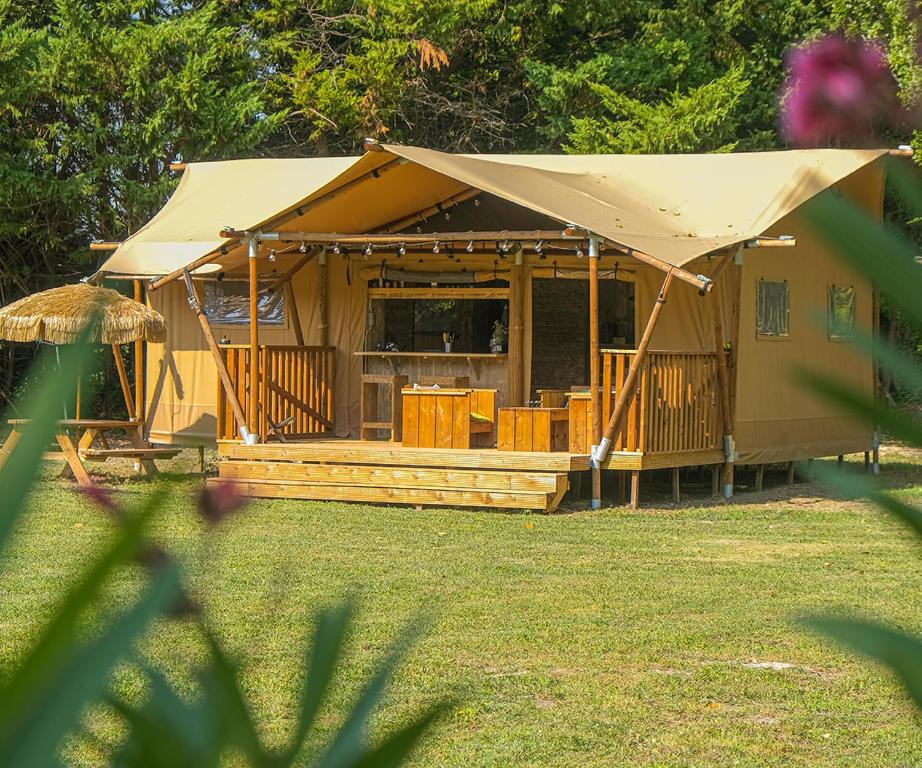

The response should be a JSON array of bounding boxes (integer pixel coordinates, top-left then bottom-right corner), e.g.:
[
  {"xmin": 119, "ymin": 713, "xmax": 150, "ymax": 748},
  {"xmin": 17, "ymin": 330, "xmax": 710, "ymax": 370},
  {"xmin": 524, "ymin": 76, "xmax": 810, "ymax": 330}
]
[
  {"xmin": 203, "ymin": 281, "xmax": 286, "ymax": 326},
  {"xmin": 757, "ymin": 279, "xmax": 790, "ymax": 338},
  {"xmin": 828, "ymin": 284, "xmax": 856, "ymax": 340}
]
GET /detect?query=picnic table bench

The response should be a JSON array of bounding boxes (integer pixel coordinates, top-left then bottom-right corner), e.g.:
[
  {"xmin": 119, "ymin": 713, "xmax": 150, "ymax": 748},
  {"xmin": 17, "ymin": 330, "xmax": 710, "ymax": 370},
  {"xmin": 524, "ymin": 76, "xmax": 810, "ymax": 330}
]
[{"xmin": 0, "ymin": 418, "xmax": 180, "ymax": 487}]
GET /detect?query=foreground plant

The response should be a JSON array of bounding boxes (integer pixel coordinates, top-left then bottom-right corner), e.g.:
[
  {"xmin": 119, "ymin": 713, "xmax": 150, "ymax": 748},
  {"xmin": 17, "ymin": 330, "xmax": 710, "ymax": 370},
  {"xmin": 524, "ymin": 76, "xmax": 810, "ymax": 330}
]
[
  {"xmin": 0, "ymin": 339, "xmax": 441, "ymax": 766},
  {"xmin": 781, "ymin": 30, "xmax": 922, "ymax": 713}
]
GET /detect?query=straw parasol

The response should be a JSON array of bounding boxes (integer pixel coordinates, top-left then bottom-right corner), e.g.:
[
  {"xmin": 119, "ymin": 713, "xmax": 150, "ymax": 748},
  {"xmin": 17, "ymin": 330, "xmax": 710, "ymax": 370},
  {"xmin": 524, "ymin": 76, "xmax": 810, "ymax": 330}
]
[{"xmin": 0, "ymin": 283, "xmax": 166, "ymax": 345}]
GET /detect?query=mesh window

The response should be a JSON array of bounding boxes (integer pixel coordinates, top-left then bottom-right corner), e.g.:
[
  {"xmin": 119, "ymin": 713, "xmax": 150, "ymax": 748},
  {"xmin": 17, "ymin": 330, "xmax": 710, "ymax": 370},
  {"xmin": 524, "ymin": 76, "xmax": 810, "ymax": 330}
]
[
  {"xmin": 203, "ymin": 281, "xmax": 286, "ymax": 326},
  {"xmin": 828, "ymin": 284, "xmax": 856, "ymax": 340},
  {"xmin": 757, "ymin": 279, "xmax": 790, "ymax": 338}
]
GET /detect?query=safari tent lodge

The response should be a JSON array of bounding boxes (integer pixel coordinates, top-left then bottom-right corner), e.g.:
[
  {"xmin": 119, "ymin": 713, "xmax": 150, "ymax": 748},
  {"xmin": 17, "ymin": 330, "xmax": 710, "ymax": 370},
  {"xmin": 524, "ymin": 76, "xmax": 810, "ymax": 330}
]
[{"xmin": 94, "ymin": 144, "xmax": 888, "ymax": 511}]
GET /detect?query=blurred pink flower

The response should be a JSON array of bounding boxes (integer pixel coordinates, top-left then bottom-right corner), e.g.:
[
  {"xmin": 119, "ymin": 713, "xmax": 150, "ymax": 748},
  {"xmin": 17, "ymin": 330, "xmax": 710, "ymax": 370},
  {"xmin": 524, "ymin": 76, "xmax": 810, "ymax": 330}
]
[
  {"xmin": 781, "ymin": 35, "xmax": 905, "ymax": 146},
  {"xmin": 198, "ymin": 479, "xmax": 247, "ymax": 524},
  {"xmin": 81, "ymin": 485, "xmax": 119, "ymax": 515}
]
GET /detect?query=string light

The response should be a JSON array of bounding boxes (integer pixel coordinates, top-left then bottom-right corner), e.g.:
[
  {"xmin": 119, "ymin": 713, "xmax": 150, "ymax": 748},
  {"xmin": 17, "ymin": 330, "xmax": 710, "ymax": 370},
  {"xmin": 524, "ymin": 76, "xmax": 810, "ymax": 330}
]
[
  {"xmin": 398, "ymin": 243, "xmax": 406, "ymax": 256},
  {"xmin": 268, "ymin": 249, "xmax": 277, "ymax": 263},
  {"xmin": 576, "ymin": 245, "xmax": 584, "ymax": 258},
  {"xmin": 299, "ymin": 241, "xmax": 307, "ymax": 253},
  {"xmin": 364, "ymin": 243, "xmax": 373, "ymax": 258},
  {"xmin": 534, "ymin": 240, "xmax": 543, "ymax": 255},
  {"xmin": 464, "ymin": 240, "xmax": 474, "ymax": 253},
  {"xmin": 332, "ymin": 243, "xmax": 341, "ymax": 255},
  {"xmin": 432, "ymin": 241, "xmax": 440, "ymax": 254},
  {"xmin": 500, "ymin": 240, "xmax": 510, "ymax": 253}
]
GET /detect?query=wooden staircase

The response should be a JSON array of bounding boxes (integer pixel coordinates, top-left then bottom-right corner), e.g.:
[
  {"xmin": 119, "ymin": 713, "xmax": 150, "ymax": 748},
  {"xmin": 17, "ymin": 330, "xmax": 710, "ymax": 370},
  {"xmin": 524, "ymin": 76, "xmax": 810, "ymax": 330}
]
[{"xmin": 216, "ymin": 440, "xmax": 588, "ymax": 512}]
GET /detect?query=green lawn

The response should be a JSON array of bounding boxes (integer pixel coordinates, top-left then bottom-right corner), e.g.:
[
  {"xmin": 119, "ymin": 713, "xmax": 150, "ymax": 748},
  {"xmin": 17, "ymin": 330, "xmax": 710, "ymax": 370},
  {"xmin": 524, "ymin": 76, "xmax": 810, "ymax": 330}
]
[{"xmin": 2, "ymin": 448, "xmax": 922, "ymax": 766}]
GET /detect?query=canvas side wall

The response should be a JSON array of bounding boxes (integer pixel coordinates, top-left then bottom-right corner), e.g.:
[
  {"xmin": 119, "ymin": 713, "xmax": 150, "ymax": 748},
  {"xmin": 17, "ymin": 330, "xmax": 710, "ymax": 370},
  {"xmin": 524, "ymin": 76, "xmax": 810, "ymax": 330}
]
[
  {"xmin": 144, "ymin": 258, "xmax": 366, "ymax": 444},
  {"xmin": 732, "ymin": 163, "xmax": 883, "ymax": 464}
]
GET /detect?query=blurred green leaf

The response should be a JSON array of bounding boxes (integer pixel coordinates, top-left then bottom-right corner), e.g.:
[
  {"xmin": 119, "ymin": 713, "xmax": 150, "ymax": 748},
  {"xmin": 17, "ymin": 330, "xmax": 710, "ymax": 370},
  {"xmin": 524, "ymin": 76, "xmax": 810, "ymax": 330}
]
[
  {"xmin": 0, "ymin": 560, "xmax": 181, "ymax": 767},
  {"xmin": 286, "ymin": 598, "xmax": 354, "ymax": 763},
  {"xmin": 804, "ymin": 616, "xmax": 922, "ymax": 709},
  {"xmin": 352, "ymin": 704, "xmax": 444, "ymax": 768},
  {"xmin": 812, "ymin": 463, "xmax": 922, "ymax": 539},
  {"xmin": 318, "ymin": 619, "xmax": 426, "ymax": 768},
  {"xmin": 0, "ymin": 340, "xmax": 94, "ymax": 556},
  {"xmin": 803, "ymin": 192, "xmax": 922, "ymax": 331},
  {"xmin": 886, "ymin": 156, "xmax": 922, "ymax": 220},
  {"xmin": 0, "ymin": 489, "xmax": 166, "ymax": 729},
  {"xmin": 794, "ymin": 367, "xmax": 922, "ymax": 447}
]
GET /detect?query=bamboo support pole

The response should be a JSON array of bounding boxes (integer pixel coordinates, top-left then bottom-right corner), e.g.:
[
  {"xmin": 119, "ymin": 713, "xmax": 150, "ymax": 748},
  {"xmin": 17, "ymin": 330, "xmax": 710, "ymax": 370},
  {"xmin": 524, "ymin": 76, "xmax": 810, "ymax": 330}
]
[
  {"xmin": 318, "ymin": 249, "xmax": 329, "ymax": 347},
  {"xmin": 711, "ymin": 279, "xmax": 736, "ymax": 499},
  {"xmin": 510, "ymin": 252, "xmax": 525, "ymax": 406},
  {"xmin": 285, "ymin": 281, "xmax": 304, "ymax": 346},
  {"xmin": 593, "ymin": 270, "xmax": 676, "ymax": 467},
  {"xmin": 182, "ymin": 269, "xmax": 250, "ymax": 442},
  {"xmin": 588, "ymin": 237, "xmax": 602, "ymax": 509},
  {"xmin": 248, "ymin": 238, "xmax": 260, "ymax": 441},
  {"xmin": 133, "ymin": 280, "xmax": 146, "ymax": 429},
  {"xmin": 112, "ymin": 344, "xmax": 135, "ymax": 420}
]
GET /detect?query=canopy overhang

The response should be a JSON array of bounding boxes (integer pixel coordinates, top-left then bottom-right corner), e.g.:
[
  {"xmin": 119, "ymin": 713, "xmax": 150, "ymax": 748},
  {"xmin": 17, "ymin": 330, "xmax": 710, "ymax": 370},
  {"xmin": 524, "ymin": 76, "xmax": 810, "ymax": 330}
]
[{"xmin": 97, "ymin": 145, "xmax": 889, "ymax": 286}]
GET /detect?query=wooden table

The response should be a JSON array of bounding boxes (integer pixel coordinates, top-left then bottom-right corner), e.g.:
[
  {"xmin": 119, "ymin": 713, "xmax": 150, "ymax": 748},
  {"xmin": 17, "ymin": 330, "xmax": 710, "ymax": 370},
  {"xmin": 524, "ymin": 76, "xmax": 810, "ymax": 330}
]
[
  {"xmin": 0, "ymin": 419, "xmax": 178, "ymax": 487},
  {"xmin": 497, "ymin": 407, "xmax": 569, "ymax": 452}
]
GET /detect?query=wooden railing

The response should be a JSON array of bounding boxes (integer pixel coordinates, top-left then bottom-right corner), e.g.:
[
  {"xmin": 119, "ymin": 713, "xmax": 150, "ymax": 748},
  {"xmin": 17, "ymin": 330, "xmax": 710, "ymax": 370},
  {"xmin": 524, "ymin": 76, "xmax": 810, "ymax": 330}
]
[
  {"xmin": 597, "ymin": 350, "xmax": 723, "ymax": 454},
  {"xmin": 217, "ymin": 345, "xmax": 335, "ymax": 441}
]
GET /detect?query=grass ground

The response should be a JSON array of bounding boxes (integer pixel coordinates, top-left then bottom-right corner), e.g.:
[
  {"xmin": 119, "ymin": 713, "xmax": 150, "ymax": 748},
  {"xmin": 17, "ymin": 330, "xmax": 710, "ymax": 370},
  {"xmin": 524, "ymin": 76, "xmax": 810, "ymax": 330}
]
[{"xmin": 1, "ymin": 446, "xmax": 921, "ymax": 766}]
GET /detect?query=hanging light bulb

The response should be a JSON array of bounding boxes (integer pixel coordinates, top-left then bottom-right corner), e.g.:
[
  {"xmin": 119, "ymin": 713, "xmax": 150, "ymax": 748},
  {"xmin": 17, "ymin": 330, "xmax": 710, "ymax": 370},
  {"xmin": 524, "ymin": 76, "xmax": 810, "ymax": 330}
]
[
  {"xmin": 332, "ymin": 243, "xmax": 341, "ymax": 255},
  {"xmin": 444, "ymin": 211, "xmax": 451, "ymax": 221},
  {"xmin": 432, "ymin": 241, "xmax": 440, "ymax": 254},
  {"xmin": 299, "ymin": 241, "xmax": 307, "ymax": 253},
  {"xmin": 364, "ymin": 243, "xmax": 373, "ymax": 258},
  {"xmin": 398, "ymin": 243, "xmax": 406, "ymax": 256},
  {"xmin": 268, "ymin": 249, "xmax": 277, "ymax": 263},
  {"xmin": 576, "ymin": 245, "xmax": 584, "ymax": 258},
  {"xmin": 500, "ymin": 240, "xmax": 510, "ymax": 253},
  {"xmin": 534, "ymin": 240, "xmax": 543, "ymax": 255},
  {"xmin": 465, "ymin": 240, "xmax": 474, "ymax": 253}
]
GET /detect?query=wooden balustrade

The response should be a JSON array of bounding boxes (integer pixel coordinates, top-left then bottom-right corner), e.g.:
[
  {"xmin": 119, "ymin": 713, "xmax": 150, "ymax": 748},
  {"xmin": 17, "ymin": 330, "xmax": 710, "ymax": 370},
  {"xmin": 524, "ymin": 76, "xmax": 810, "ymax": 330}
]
[
  {"xmin": 217, "ymin": 345, "xmax": 335, "ymax": 441},
  {"xmin": 570, "ymin": 350, "xmax": 723, "ymax": 454}
]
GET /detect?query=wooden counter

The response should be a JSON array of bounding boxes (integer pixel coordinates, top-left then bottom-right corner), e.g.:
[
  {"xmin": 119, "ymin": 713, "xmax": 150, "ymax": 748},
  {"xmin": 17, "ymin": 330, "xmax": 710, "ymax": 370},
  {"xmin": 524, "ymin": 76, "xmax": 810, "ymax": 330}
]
[{"xmin": 357, "ymin": 350, "xmax": 509, "ymax": 408}]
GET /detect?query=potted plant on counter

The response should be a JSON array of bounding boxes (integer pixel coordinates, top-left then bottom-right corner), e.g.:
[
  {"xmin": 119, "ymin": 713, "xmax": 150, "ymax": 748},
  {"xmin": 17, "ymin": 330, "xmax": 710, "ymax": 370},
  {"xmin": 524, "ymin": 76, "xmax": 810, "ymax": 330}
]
[{"xmin": 489, "ymin": 320, "xmax": 507, "ymax": 353}]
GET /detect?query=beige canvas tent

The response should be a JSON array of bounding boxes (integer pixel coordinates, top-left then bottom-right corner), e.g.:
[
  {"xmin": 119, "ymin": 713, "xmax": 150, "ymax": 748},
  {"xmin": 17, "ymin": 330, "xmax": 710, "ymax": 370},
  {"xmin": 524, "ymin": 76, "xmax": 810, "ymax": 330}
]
[{"xmin": 96, "ymin": 144, "xmax": 887, "ymax": 510}]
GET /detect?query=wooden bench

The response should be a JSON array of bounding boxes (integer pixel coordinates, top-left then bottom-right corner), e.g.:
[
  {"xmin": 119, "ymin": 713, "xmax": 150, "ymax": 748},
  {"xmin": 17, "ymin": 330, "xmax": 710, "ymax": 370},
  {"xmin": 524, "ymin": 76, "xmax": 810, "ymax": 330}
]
[
  {"xmin": 498, "ymin": 407, "xmax": 569, "ymax": 452},
  {"xmin": 401, "ymin": 387, "xmax": 496, "ymax": 449},
  {"xmin": 81, "ymin": 447, "xmax": 182, "ymax": 462}
]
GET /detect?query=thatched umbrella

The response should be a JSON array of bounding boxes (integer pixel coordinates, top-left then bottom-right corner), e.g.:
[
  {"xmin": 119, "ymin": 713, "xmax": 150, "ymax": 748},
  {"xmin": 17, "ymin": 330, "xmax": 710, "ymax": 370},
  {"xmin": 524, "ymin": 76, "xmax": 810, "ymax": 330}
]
[
  {"xmin": 0, "ymin": 283, "xmax": 167, "ymax": 423},
  {"xmin": 0, "ymin": 283, "xmax": 165, "ymax": 345}
]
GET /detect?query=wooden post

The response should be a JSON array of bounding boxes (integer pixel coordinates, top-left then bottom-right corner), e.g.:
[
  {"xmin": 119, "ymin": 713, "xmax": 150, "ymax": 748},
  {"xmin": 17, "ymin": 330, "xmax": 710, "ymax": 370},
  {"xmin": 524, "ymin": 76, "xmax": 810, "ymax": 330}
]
[
  {"xmin": 112, "ymin": 344, "xmax": 135, "ymax": 420},
  {"xmin": 510, "ymin": 252, "xmax": 525, "ymax": 406},
  {"xmin": 711, "ymin": 279, "xmax": 736, "ymax": 499},
  {"xmin": 248, "ymin": 237, "xmax": 260, "ymax": 441},
  {"xmin": 588, "ymin": 237, "xmax": 602, "ymax": 509},
  {"xmin": 671, "ymin": 467, "xmax": 680, "ymax": 502},
  {"xmin": 318, "ymin": 249, "xmax": 329, "ymax": 347},
  {"xmin": 133, "ymin": 280, "xmax": 146, "ymax": 430},
  {"xmin": 754, "ymin": 464, "xmax": 765, "ymax": 492},
  {"xmin": 182, "ymin": 269, "xmax": 249, "ymax": 441},
  {"xmin": 630, "ymin": 470, "xmax": 641, "ymax": 509},
  {"xmin": 594, "ymin": 269, "xmax": 676, "ymax": 465},
  {"xmin": 787, "ymin": 461, "xmax": 796, "ymax": 485}
]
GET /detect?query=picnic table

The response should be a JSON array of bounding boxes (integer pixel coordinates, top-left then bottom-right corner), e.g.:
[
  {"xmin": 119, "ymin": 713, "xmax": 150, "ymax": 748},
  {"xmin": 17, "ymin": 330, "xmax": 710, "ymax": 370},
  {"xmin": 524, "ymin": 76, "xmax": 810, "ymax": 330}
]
[{"xmin": 0, "ymin": 419, "xmax": 180, "ymax": 487}]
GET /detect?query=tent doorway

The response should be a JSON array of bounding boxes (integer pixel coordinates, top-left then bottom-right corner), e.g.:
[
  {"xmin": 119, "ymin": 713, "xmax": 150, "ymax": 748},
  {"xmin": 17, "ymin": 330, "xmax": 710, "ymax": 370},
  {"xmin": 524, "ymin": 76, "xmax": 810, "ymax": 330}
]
[{"xmin": 529, "ymin": 277, "xmax": 635, "ymax": 399}]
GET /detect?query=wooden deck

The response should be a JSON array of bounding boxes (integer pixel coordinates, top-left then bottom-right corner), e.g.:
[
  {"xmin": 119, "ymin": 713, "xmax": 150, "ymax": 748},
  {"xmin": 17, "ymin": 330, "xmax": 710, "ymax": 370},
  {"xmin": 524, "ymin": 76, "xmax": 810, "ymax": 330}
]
[
  {"xmin": 216, "ymin": 439, "xmax": 726, "ymax": 512},
  {"xmin": 217, "ymin": 439, "xmax": 586, "ymax": 512}
]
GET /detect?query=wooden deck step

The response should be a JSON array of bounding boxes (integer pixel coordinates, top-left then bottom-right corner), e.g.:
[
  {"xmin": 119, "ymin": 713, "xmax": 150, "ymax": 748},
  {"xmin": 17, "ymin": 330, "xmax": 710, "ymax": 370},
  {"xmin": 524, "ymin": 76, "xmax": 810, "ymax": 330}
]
[
  {"xmin": 216, "ymin": 476, "xmax": 568, "ymax": 511},
  {"xmin": 219, "ymin": 440, "xmax": 589, "ymax": 472},
  {"xmin": 219, "ymin": 460, "xmax": 562, "ymax": 494}
]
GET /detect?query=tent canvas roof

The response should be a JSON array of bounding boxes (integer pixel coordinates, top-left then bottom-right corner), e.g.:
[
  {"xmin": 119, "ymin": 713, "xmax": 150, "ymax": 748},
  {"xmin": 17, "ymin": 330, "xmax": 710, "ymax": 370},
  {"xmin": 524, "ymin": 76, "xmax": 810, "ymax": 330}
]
[{"xmin": 98, "ymin": 146, "xmax": 888, "ymax": 278}]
